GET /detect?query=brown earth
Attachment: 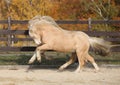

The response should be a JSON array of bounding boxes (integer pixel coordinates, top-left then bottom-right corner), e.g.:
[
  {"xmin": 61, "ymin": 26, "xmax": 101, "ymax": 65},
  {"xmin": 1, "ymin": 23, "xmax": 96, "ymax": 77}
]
[{"xmin": 0, "ymin": 66, "xmax": 120, "ymax": 85}]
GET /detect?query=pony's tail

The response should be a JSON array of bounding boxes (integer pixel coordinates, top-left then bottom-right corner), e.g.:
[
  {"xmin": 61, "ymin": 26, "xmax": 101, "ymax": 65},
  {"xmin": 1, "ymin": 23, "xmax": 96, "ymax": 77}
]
[{"xmin": 89, "ymin": 37, "xmax": 111, "ymax": 56}]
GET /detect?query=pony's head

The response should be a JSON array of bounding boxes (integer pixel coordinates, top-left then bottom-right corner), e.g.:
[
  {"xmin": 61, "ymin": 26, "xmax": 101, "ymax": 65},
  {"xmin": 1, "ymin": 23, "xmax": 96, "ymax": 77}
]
[{"xmin": 28, "ymin": 15, "xmax": 62, "ymax": 45}]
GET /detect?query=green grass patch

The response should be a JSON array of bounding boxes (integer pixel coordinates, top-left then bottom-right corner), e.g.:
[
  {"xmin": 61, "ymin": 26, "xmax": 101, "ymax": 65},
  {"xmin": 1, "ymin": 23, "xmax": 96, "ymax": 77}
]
[
  {"xmin": 0, "ymin": 52, "xmax": 120, "ymax": 65},
  {"xmin": 91, "ymin": 52, "xmax": 120, "ymax": 65},
  {"xmin": 0, "ymin": 52, "xmax": 69, "ymax": 65}
]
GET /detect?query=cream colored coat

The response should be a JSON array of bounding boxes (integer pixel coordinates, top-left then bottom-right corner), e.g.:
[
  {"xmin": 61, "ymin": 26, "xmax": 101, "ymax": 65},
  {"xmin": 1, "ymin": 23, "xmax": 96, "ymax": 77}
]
[{"xmin": 28, "ymin": 16, "xmax": 110, "ymax": 72}]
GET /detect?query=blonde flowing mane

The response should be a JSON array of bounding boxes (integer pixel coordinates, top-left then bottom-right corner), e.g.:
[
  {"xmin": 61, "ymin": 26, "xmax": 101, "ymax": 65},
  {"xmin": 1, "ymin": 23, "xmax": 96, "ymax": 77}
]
[{"xmin": 29, "ymin": 15, "xmax": 61, "ymax": 29}]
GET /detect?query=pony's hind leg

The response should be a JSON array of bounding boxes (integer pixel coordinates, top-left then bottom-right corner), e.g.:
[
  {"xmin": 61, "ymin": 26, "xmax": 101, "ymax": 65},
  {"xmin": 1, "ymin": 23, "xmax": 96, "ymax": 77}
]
[
  {"xmin": 59, "ymin": 53, "xmax": 76, "ymax": 71},
  {"xmin": 86, "ymin": 54, "xmax": 99, "ymax": 71},
  {"xmin": 75, "ymin": 51, "xmax": 85, "ymax": 73}
]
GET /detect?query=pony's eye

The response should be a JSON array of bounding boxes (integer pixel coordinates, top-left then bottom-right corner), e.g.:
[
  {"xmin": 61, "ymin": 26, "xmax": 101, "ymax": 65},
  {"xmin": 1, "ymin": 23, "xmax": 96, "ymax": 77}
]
[
  {"xmin": 29, "ymin": 25, "xmax": 32, "ymax": 28},
  {"xmin": 28, "ymin": 24, "xmax": 33, "ymax": 29},
  {"xmin": 28, "ymin": 25, "xmax": 31, "ymax": 28}
]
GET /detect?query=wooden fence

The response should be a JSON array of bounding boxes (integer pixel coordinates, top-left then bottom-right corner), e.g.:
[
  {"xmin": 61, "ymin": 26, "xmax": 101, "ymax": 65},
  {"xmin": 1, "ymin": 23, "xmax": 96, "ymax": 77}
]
[{"xmin": 0, "ymin": 18, "xmax": 120, "ymax": 52}]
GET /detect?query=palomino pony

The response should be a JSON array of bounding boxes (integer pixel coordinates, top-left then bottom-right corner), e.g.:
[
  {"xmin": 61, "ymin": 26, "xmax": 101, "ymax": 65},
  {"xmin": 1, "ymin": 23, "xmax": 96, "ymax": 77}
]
[{"xmin": 28, "ymin": 15, "xmax": 110, "ymax": 72}]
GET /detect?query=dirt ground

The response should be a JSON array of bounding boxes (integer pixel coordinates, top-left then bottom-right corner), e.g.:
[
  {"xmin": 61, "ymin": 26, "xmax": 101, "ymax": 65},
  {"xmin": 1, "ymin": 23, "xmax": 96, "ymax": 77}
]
[{"xmin": 0, "ymin": 65, "xmax": 120, "ymax": 85}]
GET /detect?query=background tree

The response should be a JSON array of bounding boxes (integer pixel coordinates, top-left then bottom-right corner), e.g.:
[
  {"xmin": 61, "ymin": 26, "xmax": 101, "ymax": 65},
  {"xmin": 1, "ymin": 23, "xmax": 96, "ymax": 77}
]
[
  {"xmin": 81, "ymin": 0, "xmax": 119, "ymax": 20},
  {"xmin": 0, "ymin": 0, "xmax": 119, "ymax": 31}
]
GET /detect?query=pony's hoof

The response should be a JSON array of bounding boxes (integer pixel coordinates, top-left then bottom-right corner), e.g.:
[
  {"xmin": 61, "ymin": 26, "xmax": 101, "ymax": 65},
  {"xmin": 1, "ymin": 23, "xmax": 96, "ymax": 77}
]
[
  {"xmin": 37, "ymin": 58, "xmax": 41, "ymax": 63},
  {"xmin": 37, "ymin": 60, "xmax": 41, "ymax": 63},
  {"xmin": 28, "ymin": 60, "xmax": 33, "ymax": 64},
  {"xmin": 58, "ymin": 67, "xmax": 64, "ymax": 71},
  {"xmin": 94, "ymin": 69, "xmax": 100, "ymax": 73},
  {"xmin": 74, "ymin": 70, "xmax": 80, "ymax": 73},
  {"xmin": 74, "ymin": 69, "xmax": 82, "ymax": 73},
  {"xmin": 94, "ymin": 67, "xmax": 100, "ymax": 73}
]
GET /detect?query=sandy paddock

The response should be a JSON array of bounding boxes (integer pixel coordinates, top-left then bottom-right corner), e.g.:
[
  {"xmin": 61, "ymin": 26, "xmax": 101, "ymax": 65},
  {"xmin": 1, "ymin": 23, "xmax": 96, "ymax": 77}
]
[{"xmin": 0, "ymin": 65, "xmax": 120, "ymax": 85}]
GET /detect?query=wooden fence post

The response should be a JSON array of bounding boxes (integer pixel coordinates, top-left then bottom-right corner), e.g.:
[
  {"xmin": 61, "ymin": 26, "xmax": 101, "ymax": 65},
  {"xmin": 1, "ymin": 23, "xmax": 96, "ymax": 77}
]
[
  {"xmin": 7, "ymin": 16, "xmax": 11, "ymax": 46},
  {"xmin": 88, "ymin": 18, "xmax": 92, "ymax": 31}
]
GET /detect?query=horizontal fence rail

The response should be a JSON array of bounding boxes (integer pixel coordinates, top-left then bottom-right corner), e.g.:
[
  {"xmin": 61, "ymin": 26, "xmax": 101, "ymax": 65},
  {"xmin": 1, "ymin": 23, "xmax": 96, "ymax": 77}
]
[
  {"xmin": 0, "ymin": 30, "xmax": 120, "ymax": 52},
  {"xmin": 0, "ymin": 18, "xmax": 120, "ymax": 52},
  {"xmin": 0, "ymin": 20, "xmax": 120, "ymax": 24},
  {"xmin": 0, "ymin": 30, "xmax": 120, "ymax": 36},
  {"xmin": 0, "ymin": 30, "xmax": 120, "ymax": 42}
]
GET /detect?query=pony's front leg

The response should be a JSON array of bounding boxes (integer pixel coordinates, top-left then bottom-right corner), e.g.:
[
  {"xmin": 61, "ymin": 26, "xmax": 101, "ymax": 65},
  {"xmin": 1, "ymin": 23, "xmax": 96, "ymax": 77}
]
[
  {"xmin": 28, "ymin": 50, "xmax": 42, "ymax": 64},
  {"xmin": 36, "ymin": 44, "xmax": 51, "ymax": 62},
  {"xmin": 28, "ymin": 52, "xmax": 37, "ymax": 64},
  {"xmin": 36, "ymin": 48, "xmax": 41, "ymax": 63}
]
